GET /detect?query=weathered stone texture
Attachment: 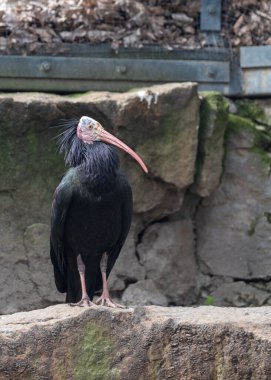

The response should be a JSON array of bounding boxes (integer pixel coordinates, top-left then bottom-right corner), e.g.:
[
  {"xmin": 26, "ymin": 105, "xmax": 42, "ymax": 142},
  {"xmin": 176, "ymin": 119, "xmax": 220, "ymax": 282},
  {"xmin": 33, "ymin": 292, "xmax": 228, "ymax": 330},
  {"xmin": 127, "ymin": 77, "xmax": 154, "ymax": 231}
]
[
  {"xmin": 137, "ymin": 220, "xmax": 197, "ymax": 305},
  {"xmin": 196, "ymin": 126, "xmax": 271, "ymax": 280},
  {"xmin": 211, "ymin": 281, "xmax": 271, "ymax": 307},
  {"xmin": 192, "ymin": 92, "xmax": 228, "ymax": 197},
  {"xmin": 0, "ymin": 95, "xmax": 67, "ymax": 313},
  {"xmin": 1, "ymin": 305, "xmax": 271, "ymax": 380},
  {"xmin": 122, "ymin": 279, "xmax": 168, "ymax": 306},
  {"xmin": 108, "ymin": 221, "xmax": 145, "ymax": 293}
]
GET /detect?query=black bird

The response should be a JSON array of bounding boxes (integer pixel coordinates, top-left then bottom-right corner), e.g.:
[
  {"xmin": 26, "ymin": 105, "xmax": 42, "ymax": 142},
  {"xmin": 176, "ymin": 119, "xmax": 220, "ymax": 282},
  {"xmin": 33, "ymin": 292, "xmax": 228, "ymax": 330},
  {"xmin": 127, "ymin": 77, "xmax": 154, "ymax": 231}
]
[{"xmin": 50, "ymin": 116, "xmax": 148, "ymax": 307}]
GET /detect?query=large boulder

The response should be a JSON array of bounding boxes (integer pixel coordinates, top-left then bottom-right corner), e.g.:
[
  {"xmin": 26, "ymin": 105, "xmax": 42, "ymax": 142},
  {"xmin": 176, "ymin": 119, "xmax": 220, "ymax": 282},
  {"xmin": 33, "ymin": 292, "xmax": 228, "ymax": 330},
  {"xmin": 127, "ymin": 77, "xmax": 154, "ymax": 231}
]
[
  {"xmin": 110, "ymin": 83, "xmax": 200, "ymax": 220},
  {"xmin": 1, "ymin": 305, "xmax": 271, "ymax": 380}
]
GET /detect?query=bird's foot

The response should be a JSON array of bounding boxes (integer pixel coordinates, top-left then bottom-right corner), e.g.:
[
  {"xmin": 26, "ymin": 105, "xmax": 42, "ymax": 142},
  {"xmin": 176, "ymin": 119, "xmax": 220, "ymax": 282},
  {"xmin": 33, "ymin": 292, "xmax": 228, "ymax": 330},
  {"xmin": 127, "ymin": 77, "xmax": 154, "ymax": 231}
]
[
  {"xmin": 69, "ymin": 296, "xmax": 96, "ymax": 307},
  {"xmin": 96, "ymin": 295, "xmax": 125, "ymax": 308}
]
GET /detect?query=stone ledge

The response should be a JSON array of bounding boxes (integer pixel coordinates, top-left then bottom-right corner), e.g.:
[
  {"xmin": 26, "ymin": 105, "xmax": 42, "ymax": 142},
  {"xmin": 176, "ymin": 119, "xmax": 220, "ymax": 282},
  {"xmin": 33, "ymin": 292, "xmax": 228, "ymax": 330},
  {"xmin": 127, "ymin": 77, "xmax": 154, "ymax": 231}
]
[{"xmin": 0, "ymin": 305, "xmax": 271, "ymax": 380}]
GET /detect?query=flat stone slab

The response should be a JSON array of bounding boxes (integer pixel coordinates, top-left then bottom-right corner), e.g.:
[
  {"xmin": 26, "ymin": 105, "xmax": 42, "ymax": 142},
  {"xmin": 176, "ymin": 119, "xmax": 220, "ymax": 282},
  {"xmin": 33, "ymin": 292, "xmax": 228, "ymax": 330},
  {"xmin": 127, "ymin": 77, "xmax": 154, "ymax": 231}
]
[{"xmin": 0, "ymin": 305, "xmax": 271, "ymax": 379}]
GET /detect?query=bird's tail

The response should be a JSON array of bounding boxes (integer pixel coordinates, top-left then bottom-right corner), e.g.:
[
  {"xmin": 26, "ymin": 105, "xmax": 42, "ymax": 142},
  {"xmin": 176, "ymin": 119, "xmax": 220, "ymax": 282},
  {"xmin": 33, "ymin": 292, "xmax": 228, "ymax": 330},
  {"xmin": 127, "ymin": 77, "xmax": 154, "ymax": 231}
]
[{"xmin": 50, "ymin": 245, "xmax": 67, "ymax": 293}]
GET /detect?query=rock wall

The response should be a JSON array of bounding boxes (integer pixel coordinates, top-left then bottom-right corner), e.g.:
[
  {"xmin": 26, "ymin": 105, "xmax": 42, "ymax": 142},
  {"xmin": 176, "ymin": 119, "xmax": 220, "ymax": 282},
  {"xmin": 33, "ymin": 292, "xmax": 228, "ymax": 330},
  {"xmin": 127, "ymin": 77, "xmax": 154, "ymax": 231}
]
[
  {"xmin": 196, "ymin": 99, "xmax": 271, "ymax": 306},
  {"xmin": 1, "ymin": 304, "xmax": 271, "ymax": 380},
  {"xmin": 0, "ymin": 84, "xmax": 271, "ymax": 313}
]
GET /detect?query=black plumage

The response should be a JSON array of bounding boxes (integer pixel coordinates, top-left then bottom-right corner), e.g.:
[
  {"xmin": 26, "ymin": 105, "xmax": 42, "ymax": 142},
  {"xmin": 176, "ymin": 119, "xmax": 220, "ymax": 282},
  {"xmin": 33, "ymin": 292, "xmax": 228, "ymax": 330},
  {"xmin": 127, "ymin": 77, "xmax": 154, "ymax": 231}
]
[{"xmin": 50, "ymin": 119, "xmax": 133, "ymax": 304}]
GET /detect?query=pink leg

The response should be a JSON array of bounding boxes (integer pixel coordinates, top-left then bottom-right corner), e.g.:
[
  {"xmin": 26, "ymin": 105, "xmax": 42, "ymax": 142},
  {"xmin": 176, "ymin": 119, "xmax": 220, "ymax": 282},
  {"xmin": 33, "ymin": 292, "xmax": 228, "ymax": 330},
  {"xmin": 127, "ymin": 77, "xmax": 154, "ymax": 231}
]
[
  {"xmin": 96, "ymin": 253, "xmax": 125, "ymax": 308},
  {"xmin": 70, "ymin": 255, "xmax": 96, "ymax": 307}
]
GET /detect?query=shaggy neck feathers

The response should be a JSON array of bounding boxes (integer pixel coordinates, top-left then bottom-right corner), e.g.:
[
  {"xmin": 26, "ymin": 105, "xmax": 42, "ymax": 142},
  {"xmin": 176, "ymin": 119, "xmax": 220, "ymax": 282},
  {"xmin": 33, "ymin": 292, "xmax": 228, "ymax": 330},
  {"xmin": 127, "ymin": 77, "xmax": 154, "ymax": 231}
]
[{"xmin": 57, "ymin": 120, "xmax": 120, "ymax": 192}]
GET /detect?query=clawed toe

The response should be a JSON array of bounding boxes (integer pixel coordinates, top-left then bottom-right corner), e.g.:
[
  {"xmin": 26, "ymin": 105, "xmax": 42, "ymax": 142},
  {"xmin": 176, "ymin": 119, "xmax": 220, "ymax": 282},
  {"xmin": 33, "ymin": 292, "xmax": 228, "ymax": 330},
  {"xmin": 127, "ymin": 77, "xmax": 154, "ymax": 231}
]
[
  {"xmin": 70, "ymin": 297, "xmax": 96, "ymax": 307},
  {"xmin": 96, "ymin": 296, "xmax": 125, "ymax": 308}
]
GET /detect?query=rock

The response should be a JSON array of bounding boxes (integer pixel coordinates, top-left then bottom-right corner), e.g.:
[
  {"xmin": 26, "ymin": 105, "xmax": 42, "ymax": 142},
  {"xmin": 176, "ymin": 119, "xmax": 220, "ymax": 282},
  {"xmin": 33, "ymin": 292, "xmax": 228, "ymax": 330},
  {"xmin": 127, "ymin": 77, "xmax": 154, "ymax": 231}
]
[
  {"xmin": 138, "ymin": 220, "xmax": 197, "ymax": 305},
  {"xmin": 122, "ymin": 279, "xmax": 168, "ymax": 306},
  {"xmin": 108, "ymin": 221, "xmax": 145, "ymax": 292},
  {"xmin": 126, "ymin": 84, "xmax": 199, "ymax": 190},
  {"xmin": 23, "ymin": 224, "xmax": 65, "ymax": 303},
  {"xmin": 90, "ymin": 85, "xmax": 200, "ymax": 188},
  {"xmin": 258, "ymin": 99, "xmax": 271, "ymax": 125},
  {"xmin": 0, "ymin": 95, "xmax": 67, "ymax": 314},
  {"xmin": 210, "ymin": 281, "xmax": 271, "ymax": 307},
  {"xmin": 192, "ymin": 92, "xmax": 229, "ymax": 197},
  {"xmin": 197, "ymin": 117, "xmax": 271, "ymax": 279},
  {"xmin": 236, "ymin": 99, "xmax": 270, "ymax": 125},
  {"xmin": 122, "ymin": 163, "xmax": 184, "ymax": 219},
  {"xmin": 1, "ymin": 304, "xmax": 271, "ymax": 379},
  {"xmin": 0, "ymin": 222, "xmax": 64, "ymax": 315}
]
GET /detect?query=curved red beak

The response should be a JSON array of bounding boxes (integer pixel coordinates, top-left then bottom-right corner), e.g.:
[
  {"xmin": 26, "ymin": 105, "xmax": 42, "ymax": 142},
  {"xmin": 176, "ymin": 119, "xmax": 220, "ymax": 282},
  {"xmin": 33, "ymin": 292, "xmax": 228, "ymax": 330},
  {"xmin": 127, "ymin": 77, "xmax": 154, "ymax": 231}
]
[{"xmin": 99, "ymin": 129, "xmax": 148, "ymax": 173}]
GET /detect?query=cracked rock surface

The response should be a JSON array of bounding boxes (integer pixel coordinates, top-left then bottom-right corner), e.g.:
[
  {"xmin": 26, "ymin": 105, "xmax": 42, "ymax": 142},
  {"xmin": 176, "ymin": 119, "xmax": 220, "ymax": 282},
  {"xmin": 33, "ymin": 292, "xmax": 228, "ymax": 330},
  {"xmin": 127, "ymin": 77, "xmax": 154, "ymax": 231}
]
[{"xmin": 1, "ymin": 304, "xmax": 271, "ymax": 380}]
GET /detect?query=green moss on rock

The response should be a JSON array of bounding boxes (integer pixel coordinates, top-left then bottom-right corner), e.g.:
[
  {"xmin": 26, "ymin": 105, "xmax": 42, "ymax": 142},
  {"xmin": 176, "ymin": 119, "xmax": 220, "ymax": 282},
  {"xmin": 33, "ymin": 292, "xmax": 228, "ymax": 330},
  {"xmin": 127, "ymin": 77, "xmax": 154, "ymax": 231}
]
[
  {"xmin": 247, "ymin": 216, "xmax": 261, "ymax": 237},
  {"xmin": 251, "ymin": 148, "xmax": 271, "ymax": 171},
  {"xmin": 227, "ymin": 113, "xmax": 255, "ymax": 134},
  {"xmin": 198, "ymin": 91, "xmax": 229, "ymax": 151},
  {"xmin": 193, "ymin": 92, "xmax": 229, "ymax": 196},
  {"xmin": 204, "ymin": 295, "xmax": 215, "ymax": 306},
  {"xmin": 227, "ymin": 113, "xmax": 271, "ymax": 169},
  {"xmin": 236, "ymin": 99, "xmax": 267, "ymax": 124},
  {"xmin": 138, "ymin": 110, "xmax": 184, "ymax": 158},
  {"xmin": 135, "ymin": 90, "xmax": 199, "ymax": 189},
  {"xmin": 73, "ymin": 322, "xmax": 119, "ymax": 380}
]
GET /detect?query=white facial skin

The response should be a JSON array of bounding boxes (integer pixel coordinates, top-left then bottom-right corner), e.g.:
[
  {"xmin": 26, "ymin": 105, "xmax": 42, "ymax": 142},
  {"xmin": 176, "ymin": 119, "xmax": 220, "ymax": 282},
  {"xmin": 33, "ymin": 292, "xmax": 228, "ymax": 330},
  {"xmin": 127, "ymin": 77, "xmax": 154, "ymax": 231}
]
[
  {"xmin": 77, "ymin": 116, "xmax": 103, "ymax": 144},
  {"xmin": 76, "ymin": 115, "xmax": 148, "ymax": 173}
]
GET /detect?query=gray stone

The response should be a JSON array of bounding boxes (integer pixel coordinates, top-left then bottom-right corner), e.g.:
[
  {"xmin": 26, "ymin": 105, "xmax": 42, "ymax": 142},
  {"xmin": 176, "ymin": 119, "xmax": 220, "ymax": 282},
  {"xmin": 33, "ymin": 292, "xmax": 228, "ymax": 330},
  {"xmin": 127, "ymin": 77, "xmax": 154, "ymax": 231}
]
[
  {"xmin": 112, "ymin": 83, "xmax": 200, "ymax": 191},
  {"xmin": 197, "ymin": 128, "xmax": 271, "ymax": 280},
  {"xmin": 0, "ymin": 94, "xmax": 70, "ymax": 314},
  {"xmin": 1, "ymin": 305, "xmax": 271, "ymax": 379},
  {"xmin": 192, "ymin": 92, "xmax": 228, "ymax": 197},
  {"xmin": 125, "ymin": 165, "xmax": 184, "ymax": 219},
  {"xmin": 0, "ymin": 223, "xmax": 64, "ymax": 315},
  {"xmin": 211, "ymin": 281, "xmax": 271, "ymax": 307},
  {"xmin": 236, "ymin": 98, "xmax": 271, "ymax": 126},
  {"xmin": 258, "ymin": 99, "xmax": 271, "ymax": 124},
  {"xmin": 122, "ymin": 279, "xmax": 168, "ymax": 306},
  {"xmin": 226, "ymin": 98, "xmax": 238, "ymax": 114},
  {"xmin": 138, "ymin": 220, "xmax": 197, "ymax": 305},
  {"xmin": 108, "ymin": 221, "xmax": 145, "ymax": 292},
  {"xmin": 104, "ymin": 83, "xmax": 199, "ymax": 220},
  {"xmin": 23, "ymin": 223, "xmax": 64, "ymax": 304}
]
